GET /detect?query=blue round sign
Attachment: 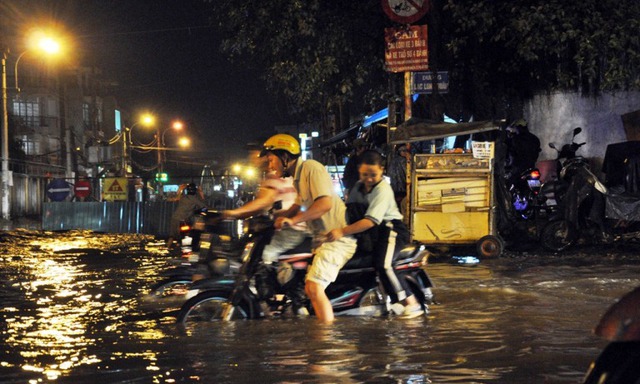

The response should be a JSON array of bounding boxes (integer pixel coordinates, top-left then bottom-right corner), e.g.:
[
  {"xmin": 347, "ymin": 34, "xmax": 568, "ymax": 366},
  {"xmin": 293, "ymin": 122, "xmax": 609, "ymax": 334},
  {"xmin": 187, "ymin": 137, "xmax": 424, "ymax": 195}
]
[{"xmin": 47, "ymin": 179, "xmax": 71, "ymax": 201}]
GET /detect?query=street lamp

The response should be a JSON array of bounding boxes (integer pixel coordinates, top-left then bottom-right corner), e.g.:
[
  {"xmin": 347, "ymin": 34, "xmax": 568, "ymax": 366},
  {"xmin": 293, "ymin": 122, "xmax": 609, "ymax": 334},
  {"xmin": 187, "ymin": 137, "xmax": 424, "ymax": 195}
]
[
  {"xmin": 1, "ymin": 35, "xmax": 62, "ymax": 220},
  {"xmin": 122, "ymin": 113, "xmax": 155, "ymax": 174},
  {"xmin": 177, "ymin": 137, "xmax": 191, "ymax": 148},
  {"xmin": 158, "ymin": 120, "xmax": 186, "ymax": 173},
  {"xmin": 14, "ymin": 37, "xmax": 61, "ymax": 92}
]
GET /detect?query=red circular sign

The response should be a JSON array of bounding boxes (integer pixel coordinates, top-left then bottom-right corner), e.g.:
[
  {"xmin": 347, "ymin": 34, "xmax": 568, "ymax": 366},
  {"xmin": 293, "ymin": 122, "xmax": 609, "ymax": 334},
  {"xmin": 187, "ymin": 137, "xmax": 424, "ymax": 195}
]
[
  {"xmin": 74, "ymin": 180, "xmax": 91, "ymax": 198},
  {"xmin": 382, "ymin": 0, "xmax": 430, "ymax": 24}
]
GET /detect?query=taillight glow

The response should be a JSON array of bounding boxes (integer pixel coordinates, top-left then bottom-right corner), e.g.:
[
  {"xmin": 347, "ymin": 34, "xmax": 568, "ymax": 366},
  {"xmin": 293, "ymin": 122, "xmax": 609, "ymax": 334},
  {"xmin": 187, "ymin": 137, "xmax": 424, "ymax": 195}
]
[
  {"xmin": 530, "ymin": 170, "xmax": 541, "ymax": 179},
  {"xmin": 179, "ymin": 224, "xmax": 191, "ymax": 232}
]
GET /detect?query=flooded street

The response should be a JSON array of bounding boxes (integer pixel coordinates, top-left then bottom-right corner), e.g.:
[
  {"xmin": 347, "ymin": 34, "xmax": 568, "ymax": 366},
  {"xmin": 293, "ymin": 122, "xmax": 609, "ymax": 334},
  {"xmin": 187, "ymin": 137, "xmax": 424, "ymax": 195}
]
[{"xmin": 1, "ymin": 229, "xmax": 640, "ymax": 383}]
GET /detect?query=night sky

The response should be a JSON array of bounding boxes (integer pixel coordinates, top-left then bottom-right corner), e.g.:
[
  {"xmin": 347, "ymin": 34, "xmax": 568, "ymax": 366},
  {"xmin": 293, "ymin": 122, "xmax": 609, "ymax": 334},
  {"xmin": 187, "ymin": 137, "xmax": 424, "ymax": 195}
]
[{"xmin": 1, "ymin": 0, "xmax": 288, "ymax": 164}]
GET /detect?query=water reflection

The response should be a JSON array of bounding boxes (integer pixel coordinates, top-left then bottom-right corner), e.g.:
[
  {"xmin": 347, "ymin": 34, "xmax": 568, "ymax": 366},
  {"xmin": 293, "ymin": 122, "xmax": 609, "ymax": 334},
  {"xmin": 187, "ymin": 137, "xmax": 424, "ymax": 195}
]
[
  {"xmin": 1, "ymin": 230, "xmax": 639, "ymax": 383},
  {"xmin": 0, "ymin": 230, "xmax": 161, "ymax": 382}
]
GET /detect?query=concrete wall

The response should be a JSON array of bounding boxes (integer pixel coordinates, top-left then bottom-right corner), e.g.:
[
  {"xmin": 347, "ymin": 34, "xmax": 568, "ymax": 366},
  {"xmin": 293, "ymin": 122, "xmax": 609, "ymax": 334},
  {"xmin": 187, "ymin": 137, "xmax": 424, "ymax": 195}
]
[{"xmin": 525, "ymin": 91, "xmax": 640, "ymax": 174}]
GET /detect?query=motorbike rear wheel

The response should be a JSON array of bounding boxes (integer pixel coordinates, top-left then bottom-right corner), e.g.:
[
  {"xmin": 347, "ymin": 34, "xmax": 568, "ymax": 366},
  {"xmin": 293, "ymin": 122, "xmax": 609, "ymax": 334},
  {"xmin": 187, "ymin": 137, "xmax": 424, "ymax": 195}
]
[
  {"xmin": 176, "ymin": 289, "xmax": 250, "ymax": 325},
  {"xmin": 541, "ymin": 220, "xmax": 576, "ymax": 252}
]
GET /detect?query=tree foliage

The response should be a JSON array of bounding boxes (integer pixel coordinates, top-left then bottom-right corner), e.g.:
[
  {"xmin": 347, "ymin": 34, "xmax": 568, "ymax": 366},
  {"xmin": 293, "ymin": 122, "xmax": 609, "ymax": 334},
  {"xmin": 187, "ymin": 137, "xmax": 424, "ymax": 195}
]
[
  {"xmin": 204, "ymin": 0, "xmax": 388, "ymax": 129},
  {"xmin": 204, "ymin": 0, "xmax": 640, "ymax": 124},
  {"xmin": 444, "ymin": 0, "xmax": 640, "ymax": 111}
]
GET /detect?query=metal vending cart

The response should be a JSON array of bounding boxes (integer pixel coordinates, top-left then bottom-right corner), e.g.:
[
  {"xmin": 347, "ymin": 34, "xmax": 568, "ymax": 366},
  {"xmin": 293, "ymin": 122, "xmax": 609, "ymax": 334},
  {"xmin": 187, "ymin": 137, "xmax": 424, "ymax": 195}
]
[{"xmin": 389, "ymin": 119, "xmax": 503, "ymax": 257}]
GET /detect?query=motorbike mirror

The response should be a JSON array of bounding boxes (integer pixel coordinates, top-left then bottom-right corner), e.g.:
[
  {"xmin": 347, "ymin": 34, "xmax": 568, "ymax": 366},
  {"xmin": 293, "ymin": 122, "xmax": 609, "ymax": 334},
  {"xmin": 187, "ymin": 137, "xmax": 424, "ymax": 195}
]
[
  {"xmin": 573, "ymin": 127, "xmax": 582, "ymax": 136},
  {"xmin": 549, "ymin": 143, "xmax": 557, "ymax": 149}
]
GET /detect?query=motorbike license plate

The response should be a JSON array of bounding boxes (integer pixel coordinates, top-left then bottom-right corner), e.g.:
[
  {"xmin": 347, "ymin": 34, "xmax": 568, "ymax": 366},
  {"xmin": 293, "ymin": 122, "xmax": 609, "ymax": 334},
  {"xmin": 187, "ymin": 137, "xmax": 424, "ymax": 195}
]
[{"xmin": 527, "ymin": 179, "xmax": 541, "ymax": 188}]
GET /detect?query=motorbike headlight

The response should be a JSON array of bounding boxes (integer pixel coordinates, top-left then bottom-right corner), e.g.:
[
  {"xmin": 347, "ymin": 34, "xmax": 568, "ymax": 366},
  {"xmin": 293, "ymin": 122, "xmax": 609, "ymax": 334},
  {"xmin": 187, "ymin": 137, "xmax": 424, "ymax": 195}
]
[{"xmin": 209, "ymin": 258, "xmax": 231, "ymax": 276}]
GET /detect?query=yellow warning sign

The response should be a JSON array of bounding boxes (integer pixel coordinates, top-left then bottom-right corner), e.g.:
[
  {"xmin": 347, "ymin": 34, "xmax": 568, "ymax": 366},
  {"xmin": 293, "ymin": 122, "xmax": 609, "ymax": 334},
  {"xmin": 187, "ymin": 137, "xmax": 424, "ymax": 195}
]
[{"xmin": 103, "ymin": 178, "xmax": 128, "ymax": 201}]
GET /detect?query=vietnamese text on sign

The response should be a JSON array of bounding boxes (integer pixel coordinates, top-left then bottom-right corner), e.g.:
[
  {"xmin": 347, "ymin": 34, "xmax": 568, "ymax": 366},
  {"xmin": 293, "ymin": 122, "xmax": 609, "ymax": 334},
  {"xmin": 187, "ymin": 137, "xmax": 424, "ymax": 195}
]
[
  {"xmin": 412, "ymin": 71, "xmax": 449, "ymax": 94},
  {"xmin": 384, "ymin": 25, "xmax": 429, "ymax": 73}
]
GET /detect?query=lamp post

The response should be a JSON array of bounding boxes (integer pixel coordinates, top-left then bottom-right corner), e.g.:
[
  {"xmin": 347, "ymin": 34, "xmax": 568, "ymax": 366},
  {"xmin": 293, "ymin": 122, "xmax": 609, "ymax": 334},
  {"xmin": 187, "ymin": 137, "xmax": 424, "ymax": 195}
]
[
  {"xmin": 1, "ymin": 49, "xmax": 10, "ymax": 220},
  {"xmin": 158, "ymin": 120, "xmax": 184, "ymax": 174},
  {"xmin": 123, "ymin": 113, "xmax": 155, "ymax": 174},
  {"xmin": 122, "ymin": 113, "xmax": 156, "ymax": 175},
  {"xmin": 1, "ymin": 36, "xmax": 62, "ymax": 220},
  {"xmin": 157, "ymin": 120, "xmax": 185, "ymax": 176}
]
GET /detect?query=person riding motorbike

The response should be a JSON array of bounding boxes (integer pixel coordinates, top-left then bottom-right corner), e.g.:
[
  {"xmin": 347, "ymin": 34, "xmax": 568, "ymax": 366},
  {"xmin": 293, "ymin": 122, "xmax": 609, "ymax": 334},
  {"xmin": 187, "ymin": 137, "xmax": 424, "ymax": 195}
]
[
  {"xmin": 327, "ymin": 149, "xmax": 423, "ymax": 319},
  {"xmin": 222, "ymin": 147, "xmax": 309, "ymax": 312},
  {"xmin": 166, "ymin": 183, "xmax": 207, "ymax": 249},
  {"xmin": 267, "ymin": 133, "xmax": 358, "ymax": 323}
]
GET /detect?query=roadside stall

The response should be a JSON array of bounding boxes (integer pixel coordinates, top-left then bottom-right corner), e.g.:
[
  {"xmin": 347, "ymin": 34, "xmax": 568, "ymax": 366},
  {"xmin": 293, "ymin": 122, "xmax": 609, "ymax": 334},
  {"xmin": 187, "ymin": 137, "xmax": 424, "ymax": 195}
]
[{"xmin": 389, "ymin": 119, "xmax": 504, "ymax": 257}]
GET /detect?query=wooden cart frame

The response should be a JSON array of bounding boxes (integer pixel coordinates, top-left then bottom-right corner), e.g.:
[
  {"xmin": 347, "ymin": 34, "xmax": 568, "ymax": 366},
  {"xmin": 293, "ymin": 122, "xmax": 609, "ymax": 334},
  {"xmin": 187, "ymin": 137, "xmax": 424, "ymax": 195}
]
[{"xmin": 389, "ymin": 119, "xmax": 504, "ymax": 257}]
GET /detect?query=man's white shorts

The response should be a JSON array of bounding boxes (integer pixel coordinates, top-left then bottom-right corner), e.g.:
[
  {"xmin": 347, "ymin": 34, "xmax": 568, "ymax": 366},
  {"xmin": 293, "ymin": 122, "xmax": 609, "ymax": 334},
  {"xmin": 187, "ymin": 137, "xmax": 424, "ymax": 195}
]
[{"xmin": 306, "ymin": 236, "xmax": 357, "ymax": 289}]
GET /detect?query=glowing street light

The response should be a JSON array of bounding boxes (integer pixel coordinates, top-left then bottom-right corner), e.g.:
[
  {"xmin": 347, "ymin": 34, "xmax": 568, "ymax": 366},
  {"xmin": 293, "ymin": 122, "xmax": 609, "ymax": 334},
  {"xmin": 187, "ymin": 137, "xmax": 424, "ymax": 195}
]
[
  {"xmin": 177, "ymin": 137, "xmax": 191, "ymax": 148},
  {"xmin": 172, "ymin": 121, "xmax": 184, "ymax": 130}
]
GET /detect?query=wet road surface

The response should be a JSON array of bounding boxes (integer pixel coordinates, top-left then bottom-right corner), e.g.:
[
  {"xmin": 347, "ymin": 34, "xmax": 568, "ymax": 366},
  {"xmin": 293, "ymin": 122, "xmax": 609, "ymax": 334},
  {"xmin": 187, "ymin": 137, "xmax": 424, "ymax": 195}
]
[{"xmin": 1, "ymin": 229, "xmax": 639, "ymax": 383}]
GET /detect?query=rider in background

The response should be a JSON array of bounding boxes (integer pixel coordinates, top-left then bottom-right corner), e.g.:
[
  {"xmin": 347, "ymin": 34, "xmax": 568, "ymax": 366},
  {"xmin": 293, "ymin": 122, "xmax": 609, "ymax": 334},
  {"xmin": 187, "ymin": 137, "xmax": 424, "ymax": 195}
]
[
  {"xmin": 267, "ymin": 134, "xmax": 358, "ymax": 323},
  {"xmin": 505, "ymin": 119, "xmax": 541, "ymax": 182},
  {"xmin": 166, "ymin": 183, "xmax": 207, "ymax": 249},
  {"xmin": 327, "ymin": 149, "xmax": 423, "ymax": 319}
]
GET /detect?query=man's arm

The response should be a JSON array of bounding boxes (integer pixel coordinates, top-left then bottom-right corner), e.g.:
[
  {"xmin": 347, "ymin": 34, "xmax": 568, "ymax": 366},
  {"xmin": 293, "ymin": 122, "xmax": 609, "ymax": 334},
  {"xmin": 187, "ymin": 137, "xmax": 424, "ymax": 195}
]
[
  {"xmin": 224, "ymin": 186, "xmax": 278, "ymax": 219},
  {"xmin": 275, "ymin": 196, "xmax": 331, "ymax": 229}
]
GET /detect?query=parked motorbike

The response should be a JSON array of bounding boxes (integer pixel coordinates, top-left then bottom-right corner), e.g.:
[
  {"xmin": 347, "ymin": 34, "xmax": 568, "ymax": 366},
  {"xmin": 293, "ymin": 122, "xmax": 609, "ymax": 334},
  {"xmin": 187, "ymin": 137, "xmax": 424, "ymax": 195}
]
[
  {"xmin": 540, "ymin": 155, "xmax": 640, "ymax": 251},
  {"xmin": 582, "ymin": 285, "xmax": 640, "ymax": 383},
  {"xmin": 175, "ymin": 215, "xmax": 434, "ymax": 325},
  {"xmin": 541, "ymin": 127, "xmax": 586, "ymax": 212},
  {"xmin": 509, "ymin": 167, "xmax": 543, "ymax": 220}
]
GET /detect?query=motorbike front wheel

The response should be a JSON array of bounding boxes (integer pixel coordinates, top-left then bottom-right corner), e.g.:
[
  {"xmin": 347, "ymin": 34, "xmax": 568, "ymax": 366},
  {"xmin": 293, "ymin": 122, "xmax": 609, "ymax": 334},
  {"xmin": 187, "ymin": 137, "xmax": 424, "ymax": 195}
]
[
  {"xmin": 175, "ymin": 289, "xmax": 250, "ymax": 325},
  {"xmin": 541, "ymin": 220, "xmax": 576, "ymax": 252},
  {"xmin": 149, "ymin": 278, "xmax": 193, "ymax": 298}
]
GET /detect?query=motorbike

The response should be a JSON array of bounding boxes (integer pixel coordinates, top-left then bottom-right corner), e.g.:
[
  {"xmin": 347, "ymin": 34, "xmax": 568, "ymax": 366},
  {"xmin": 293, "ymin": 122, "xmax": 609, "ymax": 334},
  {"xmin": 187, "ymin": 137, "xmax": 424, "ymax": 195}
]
[
  {"xmin": 582, "ymin": 285, "xmax": 640, "ymax": 383},
  {"xmin": 146, "ymin": 210, "xmax": 243, "ymax": 300},
  {"xmin": 540, "ymin": 126, "xmax": 586, "ymax": 213},
  {"xmin": 540, "ymin": 153, "xmax": 640, "ymax": 252},
  {"xmin": 509, "ymin": 167, "xmax": 543, "ymax": 220},
  {"xmin": 175, "ymin": 215, "xmax": 435, "ymax": 325}
]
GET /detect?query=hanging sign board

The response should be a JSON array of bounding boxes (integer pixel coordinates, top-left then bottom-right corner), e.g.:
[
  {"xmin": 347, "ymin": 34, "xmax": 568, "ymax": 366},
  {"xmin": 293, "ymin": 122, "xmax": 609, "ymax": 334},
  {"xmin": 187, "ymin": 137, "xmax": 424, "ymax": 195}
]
[
  {"xmin": 381, "ymin": 0, "xmax": 430, "ymax": 24},
  {"xmin": 103, "ymin": 178, "xmax": 128, "ymax": 201},
  {"xmin": 384, "ymin": 25, "xmax": 429, "ymax": 73}
]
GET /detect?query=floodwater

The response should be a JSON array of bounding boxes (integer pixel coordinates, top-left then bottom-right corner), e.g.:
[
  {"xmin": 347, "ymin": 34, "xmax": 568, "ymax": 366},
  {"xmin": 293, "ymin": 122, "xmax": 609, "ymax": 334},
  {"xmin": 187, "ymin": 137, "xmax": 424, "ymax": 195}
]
[{"xmin": 1, "ymin": 229, "xmax": 640, "ymax": 384}]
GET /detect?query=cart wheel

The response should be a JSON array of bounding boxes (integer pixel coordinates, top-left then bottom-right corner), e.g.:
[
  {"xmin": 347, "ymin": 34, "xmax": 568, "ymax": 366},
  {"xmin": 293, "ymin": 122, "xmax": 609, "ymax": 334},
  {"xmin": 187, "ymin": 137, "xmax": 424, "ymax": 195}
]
[{"xmin": 476, "ymin": 235, "xmax": 504, "ymax": 258}]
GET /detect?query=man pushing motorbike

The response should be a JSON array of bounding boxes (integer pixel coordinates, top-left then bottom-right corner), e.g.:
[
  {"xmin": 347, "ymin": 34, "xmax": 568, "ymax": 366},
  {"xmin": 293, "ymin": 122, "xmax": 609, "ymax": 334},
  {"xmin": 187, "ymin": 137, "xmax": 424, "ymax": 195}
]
[{"xmin": 263, "ymin": 134, "xmax": 358, "ymax": 323}]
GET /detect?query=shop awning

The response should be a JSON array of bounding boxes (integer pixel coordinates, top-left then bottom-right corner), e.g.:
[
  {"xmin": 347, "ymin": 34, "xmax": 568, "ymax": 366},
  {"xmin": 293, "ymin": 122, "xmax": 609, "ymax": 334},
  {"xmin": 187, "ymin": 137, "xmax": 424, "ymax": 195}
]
[
  {"xmin": 389, "ymin": 118, "xmax": 501, "ymax": 144},
  {"xmin": 318, "ymin": 123, "xmax": 361, "ymax": 148}
]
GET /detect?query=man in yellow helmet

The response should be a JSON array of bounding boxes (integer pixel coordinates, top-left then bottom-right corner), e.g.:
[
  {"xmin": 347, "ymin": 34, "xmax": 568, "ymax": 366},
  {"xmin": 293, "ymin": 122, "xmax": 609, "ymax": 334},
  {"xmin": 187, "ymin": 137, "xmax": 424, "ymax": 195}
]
[{"xmin": 263, "ymin": 134, "xmax": 357, "ymax": 323}]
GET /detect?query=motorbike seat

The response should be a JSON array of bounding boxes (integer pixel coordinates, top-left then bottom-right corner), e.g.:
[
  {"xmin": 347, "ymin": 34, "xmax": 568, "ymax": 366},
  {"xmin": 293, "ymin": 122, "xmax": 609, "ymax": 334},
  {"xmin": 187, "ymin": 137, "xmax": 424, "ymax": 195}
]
[
  {"xmin": 341, "ymin": 244, "xmax": 423, "ymax": 270},
  {"xmin": 278, "ymin": 236, "xmax": 313, "ymax": 256},
  {"xmin": 604, "ymin": 189, "xmax": 640, "ymax": 221}
]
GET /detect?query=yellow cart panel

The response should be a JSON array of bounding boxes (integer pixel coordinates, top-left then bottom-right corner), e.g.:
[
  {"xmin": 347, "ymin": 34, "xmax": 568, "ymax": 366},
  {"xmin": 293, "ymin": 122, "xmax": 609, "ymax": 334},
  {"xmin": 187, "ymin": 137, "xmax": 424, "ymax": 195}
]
[{"xmin": 413, "ymin": 211, "xmax": 490, "ymax": 243}]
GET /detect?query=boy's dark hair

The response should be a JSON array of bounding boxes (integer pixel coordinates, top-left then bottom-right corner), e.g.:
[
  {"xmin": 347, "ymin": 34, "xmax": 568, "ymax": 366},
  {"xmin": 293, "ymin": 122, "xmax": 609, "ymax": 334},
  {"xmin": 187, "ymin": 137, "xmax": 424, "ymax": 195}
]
[{"xmin": 357, "ymin": 149, "xmax": 384, "ymax": 167}]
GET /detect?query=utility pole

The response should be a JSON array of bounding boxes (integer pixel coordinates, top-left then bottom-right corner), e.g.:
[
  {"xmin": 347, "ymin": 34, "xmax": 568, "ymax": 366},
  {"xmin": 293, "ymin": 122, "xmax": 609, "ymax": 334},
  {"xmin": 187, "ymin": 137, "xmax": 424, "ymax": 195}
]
[{"xmin": 1, "ymin": 50, "xmax": 11, "ymax": 220}]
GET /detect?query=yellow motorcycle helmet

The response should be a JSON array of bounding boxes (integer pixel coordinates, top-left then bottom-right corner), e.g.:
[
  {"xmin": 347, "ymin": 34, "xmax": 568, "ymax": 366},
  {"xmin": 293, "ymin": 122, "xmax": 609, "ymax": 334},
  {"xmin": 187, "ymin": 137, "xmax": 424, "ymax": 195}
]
[{"xmin": 261, "ymin": 134, "xmax": 301, "ymax": 156}]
